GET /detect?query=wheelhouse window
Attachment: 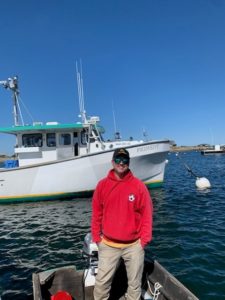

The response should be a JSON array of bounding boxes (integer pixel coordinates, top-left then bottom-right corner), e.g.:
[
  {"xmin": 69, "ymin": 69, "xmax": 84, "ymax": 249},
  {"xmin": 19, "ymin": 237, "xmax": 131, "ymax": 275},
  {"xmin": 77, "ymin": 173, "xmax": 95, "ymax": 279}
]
[
  {"xmin": 47, "ymin": 133, "xmax": 56, "ymax": 147},
  {"xmin": 22, "ymin": 134, "xmax": 43, "ymax": 147},
  {"xmin": 59, "ymin": 133, "xmax": 71, "ymax": 145}
]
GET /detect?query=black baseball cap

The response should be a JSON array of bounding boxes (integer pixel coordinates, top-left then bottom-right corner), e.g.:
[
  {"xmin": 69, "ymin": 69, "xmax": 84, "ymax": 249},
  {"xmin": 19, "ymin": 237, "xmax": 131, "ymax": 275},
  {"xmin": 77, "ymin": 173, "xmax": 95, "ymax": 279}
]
[{"xmin": 112, "ymin": 148, "xmax": 130, "ymax": 160}]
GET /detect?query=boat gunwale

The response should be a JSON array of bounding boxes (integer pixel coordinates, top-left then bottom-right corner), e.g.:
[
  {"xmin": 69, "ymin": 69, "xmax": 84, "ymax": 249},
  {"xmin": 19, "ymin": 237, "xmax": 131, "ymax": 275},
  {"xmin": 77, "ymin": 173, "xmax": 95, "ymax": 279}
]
[{"xmin": 0, "ymin": 139, "xmax": 172, "ymax": 173}]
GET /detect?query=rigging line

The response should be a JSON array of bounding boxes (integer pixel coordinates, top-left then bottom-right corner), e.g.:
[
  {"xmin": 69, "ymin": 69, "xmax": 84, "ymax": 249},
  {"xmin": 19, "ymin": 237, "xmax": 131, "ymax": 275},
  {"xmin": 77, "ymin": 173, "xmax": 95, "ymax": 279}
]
[
  {"xmin": 16, "ymin": 99, "xmax": 24, "ymax": 126},
  {"xmin": 18, "ymin": 96, "xmax": 34, "ymax": 124}
]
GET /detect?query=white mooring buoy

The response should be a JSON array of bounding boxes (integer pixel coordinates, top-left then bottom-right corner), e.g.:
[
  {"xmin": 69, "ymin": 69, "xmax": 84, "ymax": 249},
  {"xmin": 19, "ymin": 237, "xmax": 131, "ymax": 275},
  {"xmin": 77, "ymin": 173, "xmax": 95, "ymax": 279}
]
[{"xmin": 195, "ymin": 177, "xmax": 211, "ymax": 189}]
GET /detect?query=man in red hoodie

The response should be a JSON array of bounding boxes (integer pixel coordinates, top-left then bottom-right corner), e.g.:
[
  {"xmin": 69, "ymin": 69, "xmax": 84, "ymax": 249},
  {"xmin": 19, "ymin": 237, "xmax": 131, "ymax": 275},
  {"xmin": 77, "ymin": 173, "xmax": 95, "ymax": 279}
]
[{"xmin": 91, "ymin": 148, "xmax": 153, "ymax": 300}]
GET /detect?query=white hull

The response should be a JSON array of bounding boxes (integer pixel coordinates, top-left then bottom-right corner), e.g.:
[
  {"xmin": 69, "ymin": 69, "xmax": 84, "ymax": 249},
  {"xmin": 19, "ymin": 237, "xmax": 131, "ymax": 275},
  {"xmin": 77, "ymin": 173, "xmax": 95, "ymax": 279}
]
[{"xmin": 0, "ymin": 140, "xmax": 170, "ymax": 203}]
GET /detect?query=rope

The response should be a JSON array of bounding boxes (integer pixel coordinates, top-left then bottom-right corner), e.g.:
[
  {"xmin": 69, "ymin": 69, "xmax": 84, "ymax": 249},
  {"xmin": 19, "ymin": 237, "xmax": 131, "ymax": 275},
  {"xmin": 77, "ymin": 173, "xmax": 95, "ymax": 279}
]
[
  {"xmin": 176, "ymin": 154, "xmax": 198, "ymax": 178},
  {"xmin": 19, "ymin": 95, "xmax": 35, "ymax": 124},
  {"xmin": 147, "ymin": 279, "xmax": 162, "ymax": 300}
]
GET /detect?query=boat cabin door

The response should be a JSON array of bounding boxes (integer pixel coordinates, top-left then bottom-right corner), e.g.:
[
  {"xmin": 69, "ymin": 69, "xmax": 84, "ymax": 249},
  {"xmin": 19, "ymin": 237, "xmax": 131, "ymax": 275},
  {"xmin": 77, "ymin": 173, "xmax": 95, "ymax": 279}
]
[{"xmin": 73, "ymin": 132, "xmax": 79, "ymax": 156}]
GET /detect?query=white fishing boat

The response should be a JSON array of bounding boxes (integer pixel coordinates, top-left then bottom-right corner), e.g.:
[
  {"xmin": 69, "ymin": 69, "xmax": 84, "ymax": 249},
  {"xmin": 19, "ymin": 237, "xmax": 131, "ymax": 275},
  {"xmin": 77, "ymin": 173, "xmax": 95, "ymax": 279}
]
[{"xmin": 0, "ymin": 75, "xmax": 171, "ymax": 204}]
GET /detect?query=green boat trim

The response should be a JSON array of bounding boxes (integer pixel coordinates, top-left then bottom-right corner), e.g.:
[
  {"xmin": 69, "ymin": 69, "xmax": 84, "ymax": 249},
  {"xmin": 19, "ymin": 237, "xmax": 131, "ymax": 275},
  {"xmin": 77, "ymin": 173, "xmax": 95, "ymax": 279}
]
[
  {"xmin": 0, "ymin": 181, "xmax": 163, "ymax": 204},
  {"xmin": 145, "ymin": 180, "xmax": 163, "ymax": 189},
  {"xmin": 0, "ymin": 191, "xmax": 93, "ymax": 204},
  {"xmin": 0, "ymin": 122, "xmax": 105, "ymax": 134}
]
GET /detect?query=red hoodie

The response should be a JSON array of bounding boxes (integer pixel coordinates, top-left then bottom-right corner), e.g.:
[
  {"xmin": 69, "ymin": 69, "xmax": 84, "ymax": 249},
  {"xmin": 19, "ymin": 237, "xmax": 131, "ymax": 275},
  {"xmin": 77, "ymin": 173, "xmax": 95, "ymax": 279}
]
[{"xmin": 91, "ymin": 169, "xmax": 153, "ymax": 248}]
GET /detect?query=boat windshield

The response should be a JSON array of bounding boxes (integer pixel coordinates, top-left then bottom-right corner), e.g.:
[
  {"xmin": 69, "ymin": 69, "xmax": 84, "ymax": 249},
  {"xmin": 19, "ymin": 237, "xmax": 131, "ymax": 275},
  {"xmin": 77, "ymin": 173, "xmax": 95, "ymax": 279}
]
[
  {"xmin": 46, "ymin": 133, "xmax": 56, "ymax": 147},
  {"xmin": 59, "ymin": 133, "xmax": 71, "ymax": 145},
  {"xmin": 22, "ymin": 133, "xmax": 43, "ymax": 147}
]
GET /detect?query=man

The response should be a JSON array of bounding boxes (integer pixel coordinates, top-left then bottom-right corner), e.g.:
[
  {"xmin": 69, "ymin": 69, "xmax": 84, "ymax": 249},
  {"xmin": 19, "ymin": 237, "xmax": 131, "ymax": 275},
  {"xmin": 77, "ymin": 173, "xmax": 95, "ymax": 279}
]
[{"xmin": 91, "ymin": 148, "xmax": 153, "ymax": 300}]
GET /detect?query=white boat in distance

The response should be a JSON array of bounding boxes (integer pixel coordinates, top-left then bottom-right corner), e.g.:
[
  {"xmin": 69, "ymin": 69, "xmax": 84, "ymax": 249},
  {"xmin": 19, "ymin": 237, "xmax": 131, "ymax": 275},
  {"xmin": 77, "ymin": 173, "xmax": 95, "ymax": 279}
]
[
  {"xmin": 201, "ymin": 144, "xmax": 225, "ymax": 155},
  {"xmin": 0, "ymin": 75, "xmax": 171, "ymax": 204}
]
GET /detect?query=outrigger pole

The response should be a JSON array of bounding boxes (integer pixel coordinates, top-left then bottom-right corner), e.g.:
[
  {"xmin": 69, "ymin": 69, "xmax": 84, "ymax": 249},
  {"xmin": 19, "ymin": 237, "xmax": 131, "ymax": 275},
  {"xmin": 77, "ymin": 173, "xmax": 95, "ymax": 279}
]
[
  {"xmin": 75, "ymin": 61, "xmax": 105, "ymax": 151},
  {"xmin": 0, "ymin": 76, "xmax": 24, "ymax": 126}
]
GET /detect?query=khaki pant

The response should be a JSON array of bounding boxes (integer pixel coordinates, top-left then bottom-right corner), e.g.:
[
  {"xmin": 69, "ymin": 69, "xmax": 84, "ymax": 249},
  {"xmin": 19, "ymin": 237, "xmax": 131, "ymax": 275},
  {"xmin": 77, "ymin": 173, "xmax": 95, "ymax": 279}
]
[{"xmin": 94, "ymin": 241, "xmax": 144, "ymax": 300}]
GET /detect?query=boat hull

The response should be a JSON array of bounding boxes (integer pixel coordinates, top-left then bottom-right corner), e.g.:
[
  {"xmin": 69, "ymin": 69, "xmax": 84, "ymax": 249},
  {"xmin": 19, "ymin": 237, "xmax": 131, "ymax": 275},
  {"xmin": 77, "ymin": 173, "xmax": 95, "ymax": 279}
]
[
  {"xmin": 0, "ymin": 140, "xmax": 170, "ymax": 204},
  {"xmin": 32, "ymin": 258, "xmax": 198, "ymax": 300}
]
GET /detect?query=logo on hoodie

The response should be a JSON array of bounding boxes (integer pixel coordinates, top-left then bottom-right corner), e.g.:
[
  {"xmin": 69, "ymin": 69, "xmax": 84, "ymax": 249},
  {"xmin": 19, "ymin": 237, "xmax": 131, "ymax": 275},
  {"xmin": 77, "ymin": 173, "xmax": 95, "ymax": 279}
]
[{"xmin": 128, "ymin": 194, "xmax": 135, "ymax": 202}]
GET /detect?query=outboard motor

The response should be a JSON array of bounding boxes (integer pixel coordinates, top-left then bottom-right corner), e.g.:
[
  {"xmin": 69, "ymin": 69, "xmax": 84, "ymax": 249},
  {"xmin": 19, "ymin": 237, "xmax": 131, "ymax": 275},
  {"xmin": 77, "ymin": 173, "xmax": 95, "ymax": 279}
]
[
  {"xmin": 82, "ymin": 233, "xmax": 129, "ymax": 299},
  {"xmin": 83, "ymin": 233, "xmax": 98, "ymax": 258},
  {"xmin": 82, "ymin": 233, "xmax": 99, "ymax": 287}
]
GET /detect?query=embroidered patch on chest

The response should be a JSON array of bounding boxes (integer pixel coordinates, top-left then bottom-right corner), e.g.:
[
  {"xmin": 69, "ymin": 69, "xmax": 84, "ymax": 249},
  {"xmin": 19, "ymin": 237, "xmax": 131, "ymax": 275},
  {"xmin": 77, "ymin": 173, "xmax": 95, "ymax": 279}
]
[{"xmin": 128, "ymin": 194, "xmax": 135, "ymax": 202}]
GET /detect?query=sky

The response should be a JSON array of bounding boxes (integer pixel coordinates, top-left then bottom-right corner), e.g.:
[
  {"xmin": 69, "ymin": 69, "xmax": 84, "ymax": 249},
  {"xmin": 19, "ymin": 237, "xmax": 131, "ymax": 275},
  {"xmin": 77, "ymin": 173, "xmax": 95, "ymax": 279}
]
[{"xmin": 0, "ymin": 0, "xmax": 225, "ymax": 154}]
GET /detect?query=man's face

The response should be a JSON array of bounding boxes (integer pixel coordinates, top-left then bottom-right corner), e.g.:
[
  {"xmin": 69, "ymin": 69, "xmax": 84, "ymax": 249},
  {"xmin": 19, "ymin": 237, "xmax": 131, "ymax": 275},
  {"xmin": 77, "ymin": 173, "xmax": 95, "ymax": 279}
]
[{"xmin": 112, "ymin": 156, "xmax": 129, "ymax": 178}]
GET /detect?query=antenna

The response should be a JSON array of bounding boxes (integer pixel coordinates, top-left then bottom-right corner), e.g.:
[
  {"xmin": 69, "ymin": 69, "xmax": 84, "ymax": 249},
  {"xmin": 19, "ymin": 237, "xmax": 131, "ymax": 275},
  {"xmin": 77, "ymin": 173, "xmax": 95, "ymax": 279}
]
[
  {"xmin": 76, "ymin": 60, "xmax": 87, "ymax": 123},
  {"xmin": 142, "ymin": 127, "xmax": 148, "ymax": 141},
  {"xmin": 0, "ymin": 76, "xmax": 24, "ymax": 126},
  {"xmin": 112, "ymin": 100, "xmax": 117, "ymax": 133},
  {"xmin": 112, "ymin": 100, "xmax": 121, "ymax": 140}
]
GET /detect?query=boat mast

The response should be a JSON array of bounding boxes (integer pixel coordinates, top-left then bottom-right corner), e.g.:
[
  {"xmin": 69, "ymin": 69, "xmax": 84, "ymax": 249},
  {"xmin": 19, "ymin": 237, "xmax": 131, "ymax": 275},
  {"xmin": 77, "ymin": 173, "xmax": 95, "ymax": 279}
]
[{"xmin": 0, "ymin": 76, "xmax": 23, "ymax": 126}]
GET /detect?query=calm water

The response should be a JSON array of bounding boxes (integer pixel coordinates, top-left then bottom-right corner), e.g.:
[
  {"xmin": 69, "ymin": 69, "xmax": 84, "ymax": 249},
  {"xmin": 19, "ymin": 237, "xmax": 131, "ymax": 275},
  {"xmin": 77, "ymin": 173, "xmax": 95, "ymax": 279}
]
[{"xmin": 0, "ymin": 151, "xmax": 225, "ymax": 299}]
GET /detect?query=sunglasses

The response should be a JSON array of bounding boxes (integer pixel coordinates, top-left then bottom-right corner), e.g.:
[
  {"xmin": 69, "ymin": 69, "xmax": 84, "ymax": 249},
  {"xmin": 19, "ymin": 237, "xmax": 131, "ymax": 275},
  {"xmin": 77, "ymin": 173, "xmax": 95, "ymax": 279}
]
[{"xmin": 114, "ymin": 157, "xmax": 129, "ymax": 165}]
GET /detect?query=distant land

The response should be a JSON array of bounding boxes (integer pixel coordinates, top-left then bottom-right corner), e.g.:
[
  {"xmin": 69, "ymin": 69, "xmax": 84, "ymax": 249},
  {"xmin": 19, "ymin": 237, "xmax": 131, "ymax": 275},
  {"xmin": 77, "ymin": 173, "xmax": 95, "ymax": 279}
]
[
  {"xmin": 0, "ymin": 155, "xmax": 11, "ymax": 162},
  {"xmin": 171, "ymin": 145, "xmax": 210, "ymax": 152}
]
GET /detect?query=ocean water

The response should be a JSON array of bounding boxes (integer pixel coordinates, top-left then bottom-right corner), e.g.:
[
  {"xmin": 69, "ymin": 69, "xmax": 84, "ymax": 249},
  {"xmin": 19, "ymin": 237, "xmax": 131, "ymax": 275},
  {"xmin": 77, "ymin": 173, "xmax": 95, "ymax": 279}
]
[{"xmin": 0, "ymin": 151, "xmax": 225, "ymax": 299}]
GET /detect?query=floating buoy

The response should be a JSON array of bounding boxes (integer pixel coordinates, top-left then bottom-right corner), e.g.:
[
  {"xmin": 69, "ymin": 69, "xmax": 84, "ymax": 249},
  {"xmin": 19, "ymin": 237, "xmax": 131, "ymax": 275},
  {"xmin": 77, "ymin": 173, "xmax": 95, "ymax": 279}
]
[{"xmin": 195, "ymin": 177, "xmax": 211, "ymax": 189}]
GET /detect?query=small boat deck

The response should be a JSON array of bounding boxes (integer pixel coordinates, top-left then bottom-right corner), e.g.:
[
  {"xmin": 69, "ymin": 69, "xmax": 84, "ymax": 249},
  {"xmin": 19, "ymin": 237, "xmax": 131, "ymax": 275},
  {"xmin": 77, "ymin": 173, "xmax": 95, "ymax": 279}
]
[
  {"xmin": 33, "ymin": 264, "xmax": 127, "ymax": 300},
  {"xmin": 33, "ymin": 266, "xmax": 93, "ymax": 300},
  {"xmin": 33, "ymin": 259, "xmax": 199, "ymax": 300}
]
